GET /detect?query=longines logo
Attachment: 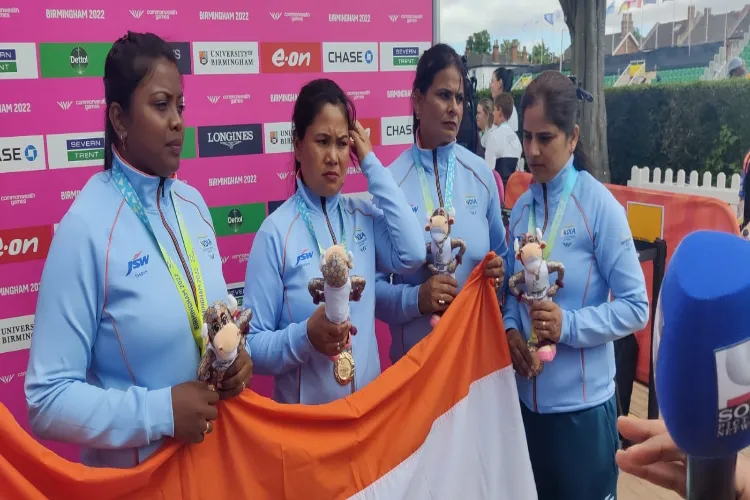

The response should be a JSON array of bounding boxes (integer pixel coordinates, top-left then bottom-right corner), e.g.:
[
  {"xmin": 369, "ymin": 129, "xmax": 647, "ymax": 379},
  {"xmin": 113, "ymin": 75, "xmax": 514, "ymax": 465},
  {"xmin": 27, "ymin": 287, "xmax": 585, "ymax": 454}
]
[{"xmin": 198, "ymin": 124, "xmax": 263, "ymax": 158}]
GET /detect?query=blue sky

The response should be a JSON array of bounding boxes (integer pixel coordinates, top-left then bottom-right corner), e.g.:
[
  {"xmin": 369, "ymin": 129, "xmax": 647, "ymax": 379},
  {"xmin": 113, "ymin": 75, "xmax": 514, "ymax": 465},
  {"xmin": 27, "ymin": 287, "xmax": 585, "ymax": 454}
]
[{"xmin": 442, "ymin": 0, "xmax": 748, "ymax": 57}]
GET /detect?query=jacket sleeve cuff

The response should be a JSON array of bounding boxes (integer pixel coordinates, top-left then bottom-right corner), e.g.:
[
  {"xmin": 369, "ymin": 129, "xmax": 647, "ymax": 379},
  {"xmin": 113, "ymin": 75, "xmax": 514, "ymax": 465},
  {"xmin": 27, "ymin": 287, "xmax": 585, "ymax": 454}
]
[
  {"xmin": 404, "ymin": 285, "xmax": 422, "ymax": 321},
  {"xmin": 503, "ymin": 317, "xmax": 520, "ymax": 333},
  {"xmin": 291, "ymin": 319, "xmax": 316, "ymax": 361},
  {"xmin": 359, "ymin": 151, "xmax": 380, "ymax": 174},
  {"xmin": 146, "ymin": 386, "xmax": 175, "ymax": 441},
  {"xmin": 559, "ymin": 309, "xmax": 574, "ymax": 346}
]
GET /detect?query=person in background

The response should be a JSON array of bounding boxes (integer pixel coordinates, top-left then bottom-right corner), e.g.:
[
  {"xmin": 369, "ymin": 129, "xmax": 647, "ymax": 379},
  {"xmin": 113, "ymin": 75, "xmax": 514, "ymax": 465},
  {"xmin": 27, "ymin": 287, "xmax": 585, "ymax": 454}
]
[
  {"xmin": 616, "ymin": 416, "xmax": 750, "ymax": 499},
  {"xmin": 729, "ymin": 57, "xmax": 750, "ymax": 79},
  {"xmin": 484, "ymin": 93, "xmax": 522, "ymax": 184},
  {"xmin": 24, "ymin": 32, "xmax": 250, "ymax": 469},
  {"xmin": 739, "ymin": 149, "xmax": 749, "ymax": 223},
  {"xmin": 375, "ymin": 44, "xmax": 509, "ymax": 364},
  {"xmin": 475, "ymin": 97, "xmax": 494, "ymax": 158},
  {"xmin": 503, "ymin": 71, "xmax": 649, "ymax": 499},
  {"xmin": 491, "ymin": 67, "xmax": 519, "ymax": 132},
  {"xmin": 243, "ymin": 79, "xmax": 425, "ymax": 405}
]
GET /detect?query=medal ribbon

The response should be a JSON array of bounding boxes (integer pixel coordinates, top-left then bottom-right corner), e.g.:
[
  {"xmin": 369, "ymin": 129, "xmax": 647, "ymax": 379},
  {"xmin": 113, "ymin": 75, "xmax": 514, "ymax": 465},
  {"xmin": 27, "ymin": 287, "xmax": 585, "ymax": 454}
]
[
  {"xmin": 294, "ymin": 193, "xmax": 346, "ymax": 253},
  {"xmin": 527, "ymin": 167, "xmax": 578, "ymax": 345},
  {"xmin": 412, "ymin": 144, "xmax": 456, "ymax": 215},
  {"xmin": 111, "ymin": 161, "xmax": 209, "ymax": 355}
]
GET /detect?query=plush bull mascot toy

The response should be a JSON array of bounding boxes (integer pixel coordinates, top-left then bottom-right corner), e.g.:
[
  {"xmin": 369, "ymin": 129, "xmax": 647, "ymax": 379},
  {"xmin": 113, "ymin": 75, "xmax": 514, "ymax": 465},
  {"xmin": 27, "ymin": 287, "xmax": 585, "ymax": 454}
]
[
  {"xmin": 425, "ymin": 207, "xmax": 467, "ymax": 327},
  {"xmin": 197, "ymin": 295, "xmax": 252, "ymax": 391},
  {"xmin": 308, "ymin": 245, "xmax": 366, "ymax": 384},
  {"xmin": 509, "ymin": 229, "xmax": 565, "ymax": 366}
]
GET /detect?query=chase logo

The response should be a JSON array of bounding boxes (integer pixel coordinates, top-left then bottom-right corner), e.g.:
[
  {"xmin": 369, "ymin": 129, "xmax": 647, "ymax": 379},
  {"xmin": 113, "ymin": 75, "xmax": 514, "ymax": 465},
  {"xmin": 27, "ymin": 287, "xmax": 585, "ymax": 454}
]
[
  {"xmin": 354, "ymin": 227, "xmax": 367, "ymax": 251},
  {"xmin": 126, "ymin": 251, "xmax": 149, "ymax": 277},
  {"xmin": 464, "ymin": 195, "xmax": 478, "ymax": 215},
  {"xmin": 296, "ymin": 248, "xmax": 314, "ymax": 266},
  {"xmin": 562, "ymin": 225, "xmax": 576, "ymax": 248},
  {"xmin": 197, "ymin": 235, "xmax": 215, "ymax": 259}
]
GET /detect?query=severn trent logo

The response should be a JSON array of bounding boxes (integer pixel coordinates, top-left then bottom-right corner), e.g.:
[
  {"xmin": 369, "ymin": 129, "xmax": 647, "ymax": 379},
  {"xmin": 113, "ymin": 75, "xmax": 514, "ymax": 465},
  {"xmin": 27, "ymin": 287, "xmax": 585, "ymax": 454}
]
[{"xmin": 69, "ymin": 46, "xmax": 88, "ymax": 75}]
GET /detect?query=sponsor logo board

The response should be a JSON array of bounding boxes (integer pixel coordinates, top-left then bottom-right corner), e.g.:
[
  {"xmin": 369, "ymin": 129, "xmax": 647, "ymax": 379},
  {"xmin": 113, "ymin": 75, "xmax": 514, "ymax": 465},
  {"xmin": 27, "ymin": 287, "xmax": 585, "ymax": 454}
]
[
  {"xmin": 381, "ymin": 116, "xmax": 413, "ymax": 146},
  {"xmin": 46, "ymin": 132, "xmax": 105, "ymax": 169},
  {"xmin": 379, "ymin": 42, "xmax": 430, "ymax": 71},
  {"xmin": 209, "ymin": 203, "xmax": 266, "ymax": 237},
  {"xmin": 322, "ymin": 42, "xmax": 377, "ymax": 73},
  {"xmin": 192, "ymin": 42, "xmax": 259, "ymax": 75},
  {"xmin": 260, "ymin": 42, "xmax": 322, "ymax": 73},
  {"xmin": 0, "ymin": 43, "xmax": 39, "ymax": 79},
  {"xmin": 198, "ymin": 124, "xmax": 263, "ymax": 158},
  {"xmin": 0, "ymin": 135, "xmax": 46, "ymax": 173}
]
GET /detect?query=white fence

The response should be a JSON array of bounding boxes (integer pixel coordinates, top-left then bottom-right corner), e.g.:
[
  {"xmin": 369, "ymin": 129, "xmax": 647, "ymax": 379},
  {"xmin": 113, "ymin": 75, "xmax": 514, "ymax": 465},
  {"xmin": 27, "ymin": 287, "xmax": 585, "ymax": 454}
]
[{"xmin": 627, "ymin": 166, "xmax": 743, "ymax": 215}]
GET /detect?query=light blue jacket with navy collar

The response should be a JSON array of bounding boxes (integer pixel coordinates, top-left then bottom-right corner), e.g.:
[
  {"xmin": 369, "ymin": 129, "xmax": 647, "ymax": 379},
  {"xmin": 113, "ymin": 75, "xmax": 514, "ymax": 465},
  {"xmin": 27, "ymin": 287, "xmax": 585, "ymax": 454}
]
[
  {"xmin": 503, "ymin": 157, "xmax": 649, "ymax": 414},
  {"xmin": 24, "ymin": 149, "xmax": 229, "ymax": 468},
  {"xmin": 243, "ymin": 152, "xmax": 425, "ymax": 405},
  {"xmin": 374, "ymin": 141, "xmax": 511, "ymax": 364}
]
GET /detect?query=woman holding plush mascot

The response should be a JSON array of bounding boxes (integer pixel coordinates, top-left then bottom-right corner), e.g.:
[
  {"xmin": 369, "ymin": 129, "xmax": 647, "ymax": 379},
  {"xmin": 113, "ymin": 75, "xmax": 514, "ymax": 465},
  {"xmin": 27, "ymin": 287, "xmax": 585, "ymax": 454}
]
[
  {"xmin": 374, "ymin": 44, "xmax": 510, "ymax": 364},
  {"xmin": 242, "ymin": 79, "xmax": 425, "ymax": 405},
  {"xmin": 24, "ymin": 32, "xmax": 252, "ymax": 469},
  {"xmin": 503, "ymin": 70, "xmax": 649, "ymax": 499}
]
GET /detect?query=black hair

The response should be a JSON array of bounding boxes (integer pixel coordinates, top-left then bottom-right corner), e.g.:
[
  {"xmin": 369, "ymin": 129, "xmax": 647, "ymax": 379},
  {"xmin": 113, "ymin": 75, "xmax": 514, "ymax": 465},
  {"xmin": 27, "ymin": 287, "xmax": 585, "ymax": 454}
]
[
  {"xmin": 291, "ymin": 79, "xmax": 357, "ymax": 192},
  {"xmin": 103, "ymin": 31, "xmax": 178, "ymax": 170},
  {"xmin": 520, "ymin": 70, "xmax": 591, "ymax": 173},
  {"xmin": 744, "ymin": 171, "xmax": 750, "ymax": 225},
  {"xmin": 493, "ymin": 67, "xmax": 514, "ymax": 93},
  {"xmin": 411, "ymin": 43, "xmax": 464, "ymax": 141}
]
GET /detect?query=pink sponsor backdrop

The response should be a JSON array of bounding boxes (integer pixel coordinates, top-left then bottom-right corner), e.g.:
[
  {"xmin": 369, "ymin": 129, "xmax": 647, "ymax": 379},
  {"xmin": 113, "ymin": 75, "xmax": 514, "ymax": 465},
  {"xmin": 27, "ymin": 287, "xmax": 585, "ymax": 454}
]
[{"xmin": 0, "ymin": 1, "xmax": 432, "ymax": 462}]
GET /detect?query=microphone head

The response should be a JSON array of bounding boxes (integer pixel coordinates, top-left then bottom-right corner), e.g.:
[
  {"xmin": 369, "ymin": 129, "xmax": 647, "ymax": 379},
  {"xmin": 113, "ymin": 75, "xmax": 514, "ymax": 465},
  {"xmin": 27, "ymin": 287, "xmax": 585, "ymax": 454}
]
[{"xmin": 655, "ymin": 230, "xmax": 750, "ymax": 458}]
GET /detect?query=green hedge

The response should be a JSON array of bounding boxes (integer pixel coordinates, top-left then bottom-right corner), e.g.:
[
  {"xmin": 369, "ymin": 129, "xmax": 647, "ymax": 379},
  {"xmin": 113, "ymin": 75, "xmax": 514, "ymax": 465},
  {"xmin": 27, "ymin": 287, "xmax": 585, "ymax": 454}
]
[{"xmin": 477, "ymin": 80, "xmax": 750, "ymax": 185}]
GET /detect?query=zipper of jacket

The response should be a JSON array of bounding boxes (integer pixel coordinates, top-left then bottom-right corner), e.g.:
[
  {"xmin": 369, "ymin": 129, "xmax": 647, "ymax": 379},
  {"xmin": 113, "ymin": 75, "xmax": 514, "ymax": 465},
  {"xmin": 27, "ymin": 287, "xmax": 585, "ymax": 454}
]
[
  {"xmin": 320, "ymin": 197, "xmax": 356, "ymax": 394},
  {"xmin": 157, "ymin": 178, "xmax": 198, "ymax": 303},
  {"xmin": 533, "ymin": 183, "xmax": 550, "ymax": 413}
]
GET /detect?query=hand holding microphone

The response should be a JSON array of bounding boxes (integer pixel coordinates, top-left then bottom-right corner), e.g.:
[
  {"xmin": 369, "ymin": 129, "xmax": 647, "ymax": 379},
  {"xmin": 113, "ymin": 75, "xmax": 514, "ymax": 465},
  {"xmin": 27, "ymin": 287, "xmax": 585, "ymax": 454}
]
[
  {"xmin": 653, "ymin": 230, "xmax": 750, "ymax": 499},
  {"xmin": 616, "ymin": 416, "xmax": 750, "ymax": 499}
]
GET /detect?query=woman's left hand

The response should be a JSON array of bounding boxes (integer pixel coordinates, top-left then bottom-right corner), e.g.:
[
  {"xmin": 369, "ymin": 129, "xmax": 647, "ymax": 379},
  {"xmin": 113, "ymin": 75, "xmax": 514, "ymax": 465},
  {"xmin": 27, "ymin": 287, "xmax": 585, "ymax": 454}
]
[
  {"xmin": 217, "ymin": 349, "xmax": 253, "ymax": 400},
  {"xmin": 484, "ymin": 254, "xmax": 505, "ymax": 290},
  {"xmin": 349, "ymin": 120, "xmax": 373, "ymax": 164},
  {"xmin": 530, "ymin": 301, "xmax": 563, "ymax": 343}
]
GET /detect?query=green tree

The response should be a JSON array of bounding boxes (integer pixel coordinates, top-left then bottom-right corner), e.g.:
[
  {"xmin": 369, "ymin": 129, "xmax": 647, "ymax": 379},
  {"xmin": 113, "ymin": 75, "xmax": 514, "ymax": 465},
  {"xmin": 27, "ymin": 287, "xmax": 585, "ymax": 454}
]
[
  {"xmin": 633, "ymin": 27, "xmax": 642, "ymax": 42},
  {"xmin": 532, "ymin": 41, "xmax": 554, "ymax": 64},
  {"xmin": 501, "ymin": 39, "xmax": 521, "ymax": 57},
  {"xmin": 466, "ymin": 30, "xmax": 491, "ymax": 55},
  {"xmin": 559, "ymin": 0, "xmax": 610, "ymax": 182}
]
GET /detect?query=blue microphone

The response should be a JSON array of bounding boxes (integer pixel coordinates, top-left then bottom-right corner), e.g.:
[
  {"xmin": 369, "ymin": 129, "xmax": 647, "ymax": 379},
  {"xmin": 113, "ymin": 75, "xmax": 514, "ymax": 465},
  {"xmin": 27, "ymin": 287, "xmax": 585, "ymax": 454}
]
[{"xmin": 655, "ymin": 230, "xmax": 750, "ymax": 499}]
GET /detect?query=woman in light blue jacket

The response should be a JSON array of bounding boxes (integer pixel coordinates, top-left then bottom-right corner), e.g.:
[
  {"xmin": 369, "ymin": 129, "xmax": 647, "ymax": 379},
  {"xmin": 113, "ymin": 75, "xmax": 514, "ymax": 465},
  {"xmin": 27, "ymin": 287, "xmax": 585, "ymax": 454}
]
[
  {"xmin": 504, "ymin": 71, "xmax": 649, "ymax": 499},
  {"xmin": 243, "ymin": 79, "xmax": 425, "ymax": 405}
]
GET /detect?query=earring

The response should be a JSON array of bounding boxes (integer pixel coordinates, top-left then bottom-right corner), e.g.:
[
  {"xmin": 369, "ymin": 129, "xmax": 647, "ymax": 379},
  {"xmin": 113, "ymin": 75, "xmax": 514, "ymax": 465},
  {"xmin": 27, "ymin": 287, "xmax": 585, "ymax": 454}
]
[{"xmin": 120, "ymin": 133, "xmax": 127, "ymax": 151}]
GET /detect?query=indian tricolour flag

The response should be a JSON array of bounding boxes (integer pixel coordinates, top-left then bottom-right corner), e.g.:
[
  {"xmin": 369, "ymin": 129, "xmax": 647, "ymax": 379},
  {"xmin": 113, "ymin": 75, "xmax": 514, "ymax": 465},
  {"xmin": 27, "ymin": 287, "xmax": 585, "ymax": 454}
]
[{"xmin": 0, "ymin": 254, "xmax": 537, "ymax": 499}]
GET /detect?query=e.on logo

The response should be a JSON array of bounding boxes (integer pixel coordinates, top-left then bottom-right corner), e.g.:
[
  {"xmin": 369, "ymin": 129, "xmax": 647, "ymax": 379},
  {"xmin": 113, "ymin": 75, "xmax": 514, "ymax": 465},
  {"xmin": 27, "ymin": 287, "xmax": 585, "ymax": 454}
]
[
  {"xmin": 0, "ymin": 225, "xmax": 54, "ymax": 265},
  {"xmin": 260, "ymin": 42, "xmax": 322, "ymax": 73}
]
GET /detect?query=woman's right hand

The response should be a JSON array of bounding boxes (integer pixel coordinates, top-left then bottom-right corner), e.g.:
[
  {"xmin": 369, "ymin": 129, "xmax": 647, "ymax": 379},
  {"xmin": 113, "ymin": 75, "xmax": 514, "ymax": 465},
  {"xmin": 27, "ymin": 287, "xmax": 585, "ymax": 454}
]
[
  {"xmin": 418, "ymin": 275, "xmax": 459, "ymax": 315},
  {"xmin": 307, "ymin": 305, "xmax": 352, "ymax": 357},
  {"xmin": 506, "ymin": 328, "xmax": 537, "ymax": 378},
  {"xmin": 171, "ymin": 381, "xmax": 220, "ymax": 444}
]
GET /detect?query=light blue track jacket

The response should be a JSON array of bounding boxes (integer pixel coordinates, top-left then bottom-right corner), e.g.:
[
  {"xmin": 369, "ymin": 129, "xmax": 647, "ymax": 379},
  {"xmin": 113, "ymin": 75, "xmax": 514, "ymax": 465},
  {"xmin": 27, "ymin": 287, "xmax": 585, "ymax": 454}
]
[
  {"xmin": 243, "ymin": 152, "xmax": 425, "ymax": 405},
  {"xmin": 374, "ymin": 141, "xmax": 511, "ymax": 364},
  {"xmin": 504, "ymin": 158, "xmax": 649, "ymax": 414},
  {"xmin": 24, "ymin": 150, "xmax": 228, "ymax": 468}
]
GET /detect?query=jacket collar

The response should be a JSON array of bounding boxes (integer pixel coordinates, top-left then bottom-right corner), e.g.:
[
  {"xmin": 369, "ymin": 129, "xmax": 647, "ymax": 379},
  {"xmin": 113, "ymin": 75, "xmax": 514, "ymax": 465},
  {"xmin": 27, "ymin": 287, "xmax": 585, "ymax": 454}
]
[
  {"xmin": 413, "ymin": 129, "xmax": 457, "ymax": 174},
  {"xmin": 294, "ymin": 175, "xmax": 342, "ymax": 216},
  {"xmin": 529, "ymin": 155, "xmax": 575, "ymax": 208},
  {"xmin": 112, "ymin": 147, "xmax": 176, "ymax": 214}
]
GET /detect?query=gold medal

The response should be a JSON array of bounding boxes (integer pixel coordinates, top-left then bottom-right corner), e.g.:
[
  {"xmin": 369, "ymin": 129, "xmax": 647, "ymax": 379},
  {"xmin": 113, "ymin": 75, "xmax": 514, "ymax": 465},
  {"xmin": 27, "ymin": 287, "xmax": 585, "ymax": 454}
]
[{"xmin": 334, "ymin": 350, "xmax": 355, "ymax": 385}]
